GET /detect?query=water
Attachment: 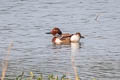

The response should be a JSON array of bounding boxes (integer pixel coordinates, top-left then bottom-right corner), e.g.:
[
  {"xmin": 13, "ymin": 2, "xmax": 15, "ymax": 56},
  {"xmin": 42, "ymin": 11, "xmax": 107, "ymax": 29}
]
[{"xmin": 0, "ymin": 0, "xmax": 120, "ymax": 80}]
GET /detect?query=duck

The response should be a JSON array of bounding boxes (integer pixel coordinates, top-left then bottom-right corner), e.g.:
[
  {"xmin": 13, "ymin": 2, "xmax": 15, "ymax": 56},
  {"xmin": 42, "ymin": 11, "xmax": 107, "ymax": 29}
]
[
  {"xmin": 46, "ymin": 27, "xmax": 84, "ymax": 44},
  {"xmin": 70, "ymin": 32, "xmax": 84, "ymax": 43}
]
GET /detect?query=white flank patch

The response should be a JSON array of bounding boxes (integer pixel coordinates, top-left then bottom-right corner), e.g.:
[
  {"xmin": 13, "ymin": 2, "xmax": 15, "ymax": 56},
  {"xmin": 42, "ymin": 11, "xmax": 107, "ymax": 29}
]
[
  {"xmin": 70, "ymin": 35, "xmax": 80, "ymax": 42},
  {"xmin": 55, "ymin": 38, "xmax": 62, "ymax": 44}
]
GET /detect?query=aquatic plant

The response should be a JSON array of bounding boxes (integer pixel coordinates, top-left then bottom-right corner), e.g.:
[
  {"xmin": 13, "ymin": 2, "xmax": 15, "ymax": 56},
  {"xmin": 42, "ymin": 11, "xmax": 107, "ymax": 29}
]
[
  {"xmin": 15, "ymin": 72, "xmax": 71, "ymax": 80},
  {"xmin": 1, "ymin": 42, "xmax": 13, "ymax": 80}
]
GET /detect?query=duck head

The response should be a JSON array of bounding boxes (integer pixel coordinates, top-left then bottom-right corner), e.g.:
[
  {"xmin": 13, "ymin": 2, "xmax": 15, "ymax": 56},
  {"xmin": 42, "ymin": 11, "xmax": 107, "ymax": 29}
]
[
  {"xmin": 76, "ymin": 32, "xmax": 84, "ymax": 38},
  {"xmin": 46, "ymin": 27, "xmax": 62, "ymax": 36}
]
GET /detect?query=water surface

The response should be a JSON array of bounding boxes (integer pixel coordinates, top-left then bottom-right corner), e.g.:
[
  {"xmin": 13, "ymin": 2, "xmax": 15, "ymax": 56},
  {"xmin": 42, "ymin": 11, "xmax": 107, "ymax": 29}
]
[{"xmin": 0, "ymin": 0, "xmax": 120, "ymax": 80}]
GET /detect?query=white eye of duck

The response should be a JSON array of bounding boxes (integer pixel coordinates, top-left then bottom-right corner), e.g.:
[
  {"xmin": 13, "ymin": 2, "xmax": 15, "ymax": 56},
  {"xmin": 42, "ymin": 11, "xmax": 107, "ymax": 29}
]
[{"xmin": 55, "ymin": 33, "xmax": 61, "ymax": 37}]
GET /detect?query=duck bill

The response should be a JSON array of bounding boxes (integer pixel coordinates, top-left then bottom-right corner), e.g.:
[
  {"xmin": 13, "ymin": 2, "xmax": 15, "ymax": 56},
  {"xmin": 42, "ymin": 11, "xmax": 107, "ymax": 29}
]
[
  {"xmin": 46, "ymin": 32, "xmax": 51, "ymax": 34},
  {"xmin": 81, "ymin": 35, "xmax": 85, "ymax": 38}
]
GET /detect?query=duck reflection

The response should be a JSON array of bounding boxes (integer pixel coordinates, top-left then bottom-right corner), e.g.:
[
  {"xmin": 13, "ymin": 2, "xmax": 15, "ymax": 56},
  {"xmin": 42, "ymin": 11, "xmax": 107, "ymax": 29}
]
[
  {"xmin": 70, "ymin": 42, "xmax": 81, "ymax": 80},
  {"xmin": 71, "ymin": 42, "xmax": 81, "ymax": 54}
]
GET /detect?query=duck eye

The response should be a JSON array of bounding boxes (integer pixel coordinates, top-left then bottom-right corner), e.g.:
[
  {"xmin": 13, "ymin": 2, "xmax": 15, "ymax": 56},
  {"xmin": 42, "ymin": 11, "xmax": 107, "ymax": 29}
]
[
  {"xmin": 55, "ymin": 33, "xmax": 60, "ymax": 37},
  {"xmin": 53, "ymin": 30, "xmax": 57, "ymax": 31}
]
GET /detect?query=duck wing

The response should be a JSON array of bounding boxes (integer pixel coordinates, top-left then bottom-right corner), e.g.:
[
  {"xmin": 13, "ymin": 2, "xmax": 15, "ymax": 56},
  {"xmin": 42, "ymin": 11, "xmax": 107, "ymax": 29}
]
[{"xmin": 61, "ymin": 33, "xmax": 73, "ymax": 38}]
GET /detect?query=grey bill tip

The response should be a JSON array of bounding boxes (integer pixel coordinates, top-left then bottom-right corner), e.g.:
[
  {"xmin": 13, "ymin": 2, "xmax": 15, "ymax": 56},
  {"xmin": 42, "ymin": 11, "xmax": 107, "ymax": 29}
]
[{"xmin": 46, "ymin": 32, "xmax": 51, "ymax": 34}]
